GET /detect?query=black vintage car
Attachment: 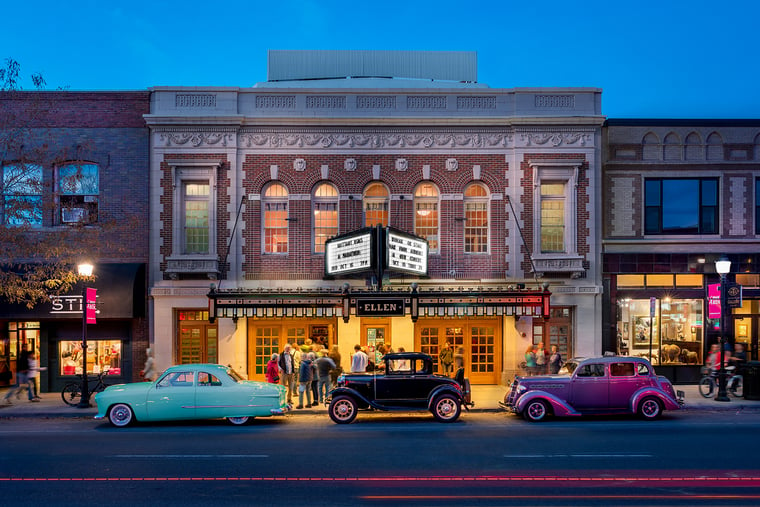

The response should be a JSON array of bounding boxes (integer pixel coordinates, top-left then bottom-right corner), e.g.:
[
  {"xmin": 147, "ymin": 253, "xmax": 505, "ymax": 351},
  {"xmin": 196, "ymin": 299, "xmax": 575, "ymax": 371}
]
[{"xmin": 326, "ymin": 352, "xmax": 473, "ymax": 424}]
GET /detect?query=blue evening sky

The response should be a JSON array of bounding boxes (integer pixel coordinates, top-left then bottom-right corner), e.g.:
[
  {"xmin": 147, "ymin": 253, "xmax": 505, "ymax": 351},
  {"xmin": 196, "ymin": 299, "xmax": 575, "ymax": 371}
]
[{"xmin": 4, "ymin": 0, "xmax": 759, "ymax": 118}]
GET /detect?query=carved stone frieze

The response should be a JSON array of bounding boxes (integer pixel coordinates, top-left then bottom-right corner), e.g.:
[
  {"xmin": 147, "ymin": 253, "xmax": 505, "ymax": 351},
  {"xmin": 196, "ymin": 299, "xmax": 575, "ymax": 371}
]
[
  {"xmin": 517, "ymin": 129, "xmax": 595, "ymax": 148},
  {"xmin": 157, "ymin": 130, "xmax": 236, "ymax": 148},
  {"xmin": 238, "ymin": 131, "xmax": 513, "ymax": 150},
  {"xmin": 531, "ymin": 256, "xmax": 585, "ymax": 278}
]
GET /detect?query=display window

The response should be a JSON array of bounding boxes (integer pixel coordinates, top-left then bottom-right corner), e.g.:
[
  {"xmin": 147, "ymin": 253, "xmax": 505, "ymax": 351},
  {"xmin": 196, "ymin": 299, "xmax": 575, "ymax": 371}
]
[
  {"xmin": 59, "ymin": 340, "xmax": 122, "ymax": 376},
  {"xmin": 617, "ymin": 298, "xmax": 703, "ymax": 365}
]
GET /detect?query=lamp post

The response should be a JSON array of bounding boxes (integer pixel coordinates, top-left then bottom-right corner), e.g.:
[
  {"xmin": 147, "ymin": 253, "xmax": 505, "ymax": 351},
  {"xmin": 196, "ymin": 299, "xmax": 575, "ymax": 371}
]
[
  {"xmin": 715, "ymin": 255, "xmax": 731, "ymax": 402},
  {"xmin": 77, "ymin": 263, "xmax": 94, "ymax": 408}
]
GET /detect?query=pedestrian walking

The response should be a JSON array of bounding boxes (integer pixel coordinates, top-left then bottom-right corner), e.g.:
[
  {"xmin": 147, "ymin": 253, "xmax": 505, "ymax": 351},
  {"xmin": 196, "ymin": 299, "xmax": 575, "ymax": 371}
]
[{"xmin": 4, "ymin": 344, "xmax": 32, "ymax": 404}]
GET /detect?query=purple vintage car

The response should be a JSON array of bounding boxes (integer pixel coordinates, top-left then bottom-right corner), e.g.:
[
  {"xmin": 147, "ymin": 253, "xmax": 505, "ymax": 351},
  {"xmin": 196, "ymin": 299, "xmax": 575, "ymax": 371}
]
[{"xmin": 500, "ymin": 356, "xmax": 684, "ymax": 422}]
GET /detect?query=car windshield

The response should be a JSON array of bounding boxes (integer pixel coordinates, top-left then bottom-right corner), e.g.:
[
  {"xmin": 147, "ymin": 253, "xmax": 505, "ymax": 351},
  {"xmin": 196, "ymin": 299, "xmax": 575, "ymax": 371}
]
[
  {"xmin": 560, "ymin": 360, "xmax": 580, "ymax": 375},
  {"xmin": 226, "ymin": 368, "xmax": 243, "ymax": 383}
]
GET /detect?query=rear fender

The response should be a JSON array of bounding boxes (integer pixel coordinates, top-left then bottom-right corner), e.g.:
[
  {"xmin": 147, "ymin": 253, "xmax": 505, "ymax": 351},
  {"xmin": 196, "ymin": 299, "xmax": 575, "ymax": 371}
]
[
  {"xmin": 427, "ymin": 385, "xmax": 464, "ymax": 410},
  {"xmin": 630, "ymin": 388, "xmax": 680, "ymax": 412},
  {"xmin": 515, "ymin": 391, "xmax": 580, "ymax": 417}
]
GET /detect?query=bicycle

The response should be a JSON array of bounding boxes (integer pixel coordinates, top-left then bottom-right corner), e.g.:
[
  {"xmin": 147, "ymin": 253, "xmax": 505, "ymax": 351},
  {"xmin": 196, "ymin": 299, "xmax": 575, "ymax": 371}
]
[
  {"xmin": 61, "ymin": 369, "xmax": 115, "ymax": 406},
  {"xmin": 698, "ymin": 366, "xmax": 743, "ymax": 398}
]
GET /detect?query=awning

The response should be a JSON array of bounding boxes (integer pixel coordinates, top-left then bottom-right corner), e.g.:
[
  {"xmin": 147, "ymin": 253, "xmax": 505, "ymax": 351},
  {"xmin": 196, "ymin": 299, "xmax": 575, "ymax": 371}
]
[
  {"xmin": 208, "ymin": 285, "xmax": 551, "ymax": 323},
  {"xmin": 0, "ymin": 263, "xmax": 146, "ymax": 320}
]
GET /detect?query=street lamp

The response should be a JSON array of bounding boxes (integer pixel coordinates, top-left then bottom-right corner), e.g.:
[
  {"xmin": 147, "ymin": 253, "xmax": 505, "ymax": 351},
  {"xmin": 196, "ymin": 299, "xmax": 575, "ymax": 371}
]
[
  {"xmin": 715, "ymin": 255, "xmax": 731, "ymax": 402},
  {"xmin": 77, "ymin": 263, "xmax": 94, "ymax": 408}
]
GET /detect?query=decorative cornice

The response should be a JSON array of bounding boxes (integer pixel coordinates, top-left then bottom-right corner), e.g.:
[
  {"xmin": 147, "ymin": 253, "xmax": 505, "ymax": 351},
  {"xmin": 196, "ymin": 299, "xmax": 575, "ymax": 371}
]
[
  {"xmin": 156, "ymin": 128, "xmax": 237, "ymax": 148},
  {"xmin": 516, "ymin": 128, "xmax": 596, "ymax": 148}
]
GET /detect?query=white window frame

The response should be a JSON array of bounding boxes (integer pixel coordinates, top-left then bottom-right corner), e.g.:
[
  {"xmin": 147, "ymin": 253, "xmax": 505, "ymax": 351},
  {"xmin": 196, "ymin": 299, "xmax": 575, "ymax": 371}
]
[
  {"xmin": 168, "ymin": 161, "xmax": 219, "ymax": 259},
  {"xmin": 414, "ymin": 182, "xmax": 440, "ymax": 254},
  {"xmin": 56, "ymin": 162, "xmax": 99, "ymax": 225},
  {"xmin": 463, "ymin": 182, "xmax": 490, "ymax": 254},
  {"xmin": 530, "ymin": 160, "xmax": 581, "ymax": 259},
  {"xmin": 313, "ymin": 182, "xmax": 339, "ymax": 254},
  {"xmin": 363, "ymin": 182, "xmax": 390, "ymax": 228},
  {"xmin": 262, "ymin": 182, "xmax": 289, "ymax": 254}
]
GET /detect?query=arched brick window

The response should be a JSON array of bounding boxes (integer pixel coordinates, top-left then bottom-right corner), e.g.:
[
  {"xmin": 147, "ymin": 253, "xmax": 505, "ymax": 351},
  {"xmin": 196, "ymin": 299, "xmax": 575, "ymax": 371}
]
[{"xmin": 262, "ymin": 182, "xmax": 288, "ymax": 254}]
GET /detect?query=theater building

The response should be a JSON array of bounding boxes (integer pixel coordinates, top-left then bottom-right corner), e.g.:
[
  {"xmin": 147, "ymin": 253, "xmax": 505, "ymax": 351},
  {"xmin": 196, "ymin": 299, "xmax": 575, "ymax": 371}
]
[
  {"xmin": 146, "ymin": 51, "xmax": 604, "ymax": 384},
  {"xmin": 603, "ymin": 119, "xmax": 760, "ymax": 383}
]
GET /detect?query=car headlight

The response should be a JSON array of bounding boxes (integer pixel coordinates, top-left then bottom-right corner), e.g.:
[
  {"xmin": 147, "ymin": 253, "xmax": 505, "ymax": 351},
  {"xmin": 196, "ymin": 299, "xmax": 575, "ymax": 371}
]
[{"xmin": 516, "ymin": 384, "xmax": 528, "ymax": 394}]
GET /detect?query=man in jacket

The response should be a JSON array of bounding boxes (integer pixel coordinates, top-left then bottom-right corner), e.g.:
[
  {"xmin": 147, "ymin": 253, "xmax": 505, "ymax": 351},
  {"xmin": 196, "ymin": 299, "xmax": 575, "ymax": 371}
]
[
  {"xmin": 278, "ymin": 344, "xmax": 295, "ymax": 405},
  {"xmin": 296, "ymin": 353, "xmax": 314, "ymax": 409}
]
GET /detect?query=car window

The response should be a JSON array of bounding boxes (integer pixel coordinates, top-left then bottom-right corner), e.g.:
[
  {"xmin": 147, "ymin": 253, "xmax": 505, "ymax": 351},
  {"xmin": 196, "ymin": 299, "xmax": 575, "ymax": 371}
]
[
  {"xmin": 610, "ymin": 362, "xmax": 635, "ymax": 377},
  {"xmin": 226, "ymin": 368, "xmax": 243, "ymax": 382},
  {"xmin": 636, "ymin": 363, "xmax": 650, "ymax": 376},
  {"xmin": 198, "ymin": 372, "xmax": 222, "ymax": 386},
  {"xmin": 390, "ymin": 359, "xmax": 411, "ymax": 374},
  {"xmin": 414, "ymin": 359, "xmax": 430, "ymax": 375},
  {"xmin": 157, "ymin": 371, "xmax": 194, "ymax": 387},
  {"xmin": 575, "ymin": 364, "xmax": 605, "ymax": 377}
]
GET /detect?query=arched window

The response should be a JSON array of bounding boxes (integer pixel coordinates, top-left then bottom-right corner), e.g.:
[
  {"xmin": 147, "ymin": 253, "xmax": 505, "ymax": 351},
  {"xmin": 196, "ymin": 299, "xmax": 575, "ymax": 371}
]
[
  {"xmin": 414, "ymin": 183, "xmax": 439, "ymax": 253},
  {"xmin": 463, "ymin": 183, "xmax": 489, "ymax": 253},
  {"xmin": 363, "ymin": 182, "xmax": 389, "ymax": 227},
  {"xmin": 313, "ymin": 183, "xmax": 339, "ymax": 253},
  {"xmin": 2, "ymin": 162, "xmax": 43, "ymax": 227},
  {"xmin": 262, "ymin": 182, "xmax": 288, "ymax": 254}
]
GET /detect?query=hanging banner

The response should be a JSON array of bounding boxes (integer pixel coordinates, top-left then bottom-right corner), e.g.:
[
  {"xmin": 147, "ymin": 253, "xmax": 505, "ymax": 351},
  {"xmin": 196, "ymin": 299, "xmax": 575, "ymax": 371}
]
[
  {"xmin": 86, "ymin": 288, "xmax": 98, "ymax": 324},
  {"xmin": 707, "ymin": 283, "xmax": 721, "ymax": 319}
]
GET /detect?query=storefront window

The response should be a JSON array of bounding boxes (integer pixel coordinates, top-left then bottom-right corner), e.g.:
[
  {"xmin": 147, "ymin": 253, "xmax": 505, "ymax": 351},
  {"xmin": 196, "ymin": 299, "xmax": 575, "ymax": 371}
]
[
  {"xmin": 60, "ymin": 340, "xmax": 122, "ymax": 376},
  {"xmin": 617, "ymin": 299, "xmax": 703, "ymax": 365}
]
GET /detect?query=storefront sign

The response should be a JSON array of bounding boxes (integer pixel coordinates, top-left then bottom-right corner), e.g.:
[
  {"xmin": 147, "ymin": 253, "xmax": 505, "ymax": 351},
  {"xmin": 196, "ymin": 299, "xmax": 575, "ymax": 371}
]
[
  {"xmin": 325, "ymin": 232, "xmax": 372, "ymax": 275},
  {"xmin": 356, "ymin": 298, "xmax": 405, "ymax": 317},
  {"xmin": 727, "ymin": 283, "xmax": 743, "ymax": 308},
  {"xmin": 386, "ymin": 229, "xmax": 428, "ymax": 275},
  {"xmin": 707, "ymin": 283, "xmax": 721, "ymax": 319}
]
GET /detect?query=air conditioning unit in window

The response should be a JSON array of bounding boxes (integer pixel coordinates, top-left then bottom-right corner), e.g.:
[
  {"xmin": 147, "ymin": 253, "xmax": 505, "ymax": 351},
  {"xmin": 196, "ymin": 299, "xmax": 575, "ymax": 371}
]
[{"xmin": 62, "ymin": 207, "xmax": 87, "ymax": 224}]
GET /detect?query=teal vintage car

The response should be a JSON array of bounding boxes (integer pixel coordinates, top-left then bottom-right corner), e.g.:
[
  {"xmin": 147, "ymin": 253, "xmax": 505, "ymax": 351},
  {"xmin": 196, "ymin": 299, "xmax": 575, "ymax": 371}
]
[{"xmin": 94, "ymin": 364, "xmax": 289, "ymax": 427}]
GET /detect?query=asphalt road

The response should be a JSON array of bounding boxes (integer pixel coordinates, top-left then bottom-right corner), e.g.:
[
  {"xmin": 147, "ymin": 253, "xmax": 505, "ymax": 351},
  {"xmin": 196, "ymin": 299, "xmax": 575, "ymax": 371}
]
[{"xmin": 2, "ymin": 411, "xmax": 760, "ymax": 506}]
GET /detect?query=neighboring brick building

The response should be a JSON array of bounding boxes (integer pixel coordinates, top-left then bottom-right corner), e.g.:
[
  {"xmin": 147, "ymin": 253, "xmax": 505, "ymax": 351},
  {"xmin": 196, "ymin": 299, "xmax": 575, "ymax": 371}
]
[
  {"xmin": 0, "ymin": 91, "xmax": 150, "ymax": 392},
  {"xmin": 603, "ymin": 119, "xmax": 760, "ymax": 383},
  {"xmin": 147, "ymin": 51, "xmax": 604, "ymax": 384}
]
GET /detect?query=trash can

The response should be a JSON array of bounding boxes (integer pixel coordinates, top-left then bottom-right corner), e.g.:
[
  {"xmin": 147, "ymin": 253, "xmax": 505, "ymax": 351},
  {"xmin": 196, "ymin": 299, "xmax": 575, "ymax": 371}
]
[{"xmin": 741, "ymin": 361, "xmax": 760, "ymax": 400}]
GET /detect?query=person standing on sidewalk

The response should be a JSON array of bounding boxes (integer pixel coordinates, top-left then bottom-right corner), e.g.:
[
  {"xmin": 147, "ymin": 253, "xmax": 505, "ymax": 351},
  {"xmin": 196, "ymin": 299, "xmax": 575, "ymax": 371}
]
[
  {"xmin": 278, "ymin": 344, "xmax": 295, "ymax": 405},
  {"xmin": 4, "ymin": 344, "xmax": 31, "ymax": 404},
  {"xmin": 439, "ymin": 342, "xmax": 454, "ymax": 377},
  {"xmin": 26, "ymin": 352, "xmax": 44, "ymax": 401}
]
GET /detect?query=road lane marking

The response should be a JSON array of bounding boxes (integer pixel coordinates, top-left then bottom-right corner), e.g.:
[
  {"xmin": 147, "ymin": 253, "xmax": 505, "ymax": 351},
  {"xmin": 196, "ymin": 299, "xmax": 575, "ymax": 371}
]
[
  {"xmin": 504, "ymin": 454, "xmax": 653, "ymax": 458},
  {"xmin": 113, "ymin": 454, "xmax": 269, "ymax": 458}
]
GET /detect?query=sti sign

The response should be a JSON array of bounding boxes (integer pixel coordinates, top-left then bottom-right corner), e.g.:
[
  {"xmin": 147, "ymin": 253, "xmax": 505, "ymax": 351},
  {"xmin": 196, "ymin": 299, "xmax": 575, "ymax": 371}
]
[
  {"xmin": 325, "ymin": 232, "xmax": 373, "ymax": 276},
  {"xmin": 386, "ymin": 229, "xmax": 428, "ymax": 276}
]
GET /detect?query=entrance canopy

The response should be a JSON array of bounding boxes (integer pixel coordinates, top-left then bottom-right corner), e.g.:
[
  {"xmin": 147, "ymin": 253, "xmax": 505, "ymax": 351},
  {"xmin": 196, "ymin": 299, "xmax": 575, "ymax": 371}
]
[{"xmin": 208, "ymin": 285, "xmax": 551, "ymax": 323}]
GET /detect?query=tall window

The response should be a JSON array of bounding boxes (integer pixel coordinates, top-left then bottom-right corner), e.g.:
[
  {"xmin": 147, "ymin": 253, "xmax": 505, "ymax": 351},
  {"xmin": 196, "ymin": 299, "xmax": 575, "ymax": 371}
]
[
  {"xmin": 262, "ymin": 182, "xmax": 288, "ymax": 254},
  {"xmin": 57, "ymin": 163, "xmax": 99, "ymax": 224},
  {"xmin": 414, "ymin": 183, "xmax": 439, "ymax": 253},
  {"xmin": 464, "ymin": 183, "xmax": 489, "ymax": 253},
  {"xmin": 2, "ymin": 163, "xmax": 43, "ymax": 227},
  {"xmin": 363, "ymin": 182, "xmax": 389, "ymax": 227},
  {"xmin": 183, "ymin": 182, "xmax": 210, "ymax": 254},
  {"xmin": 645, "ymin": 178, "xmax": 718, "ymax": 234},
  {"xmin": 540, "ymin": 182, "xmax": 565, "ymax": 253},
  {"xmin": 313, "ymin": 183, "xmax": 338, "ymax": 253}
]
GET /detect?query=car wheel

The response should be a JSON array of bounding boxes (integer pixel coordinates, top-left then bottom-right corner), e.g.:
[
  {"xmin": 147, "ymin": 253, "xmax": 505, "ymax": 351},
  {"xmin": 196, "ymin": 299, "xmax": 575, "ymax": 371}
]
[
  {"xmin": 108, "ymin": 403, "xmax": 134, "ymax": 427},
  {"xmin": 227, "ymin": 416, "xmax": 250, "ymax": 425},
  {"xmin": 432, "ymin": 394, "xmax": 461, "ymax": 423},
  {"xmin": 329, "ymin": 395, "xmax": 358, "ymax": 424},
  {"xmin": 638, "ymin": 396, "xmax": 663, "ymax": 420},
  {"xmin": 523, "ymin": 399, "xmax": 549, "ymax": 422}
]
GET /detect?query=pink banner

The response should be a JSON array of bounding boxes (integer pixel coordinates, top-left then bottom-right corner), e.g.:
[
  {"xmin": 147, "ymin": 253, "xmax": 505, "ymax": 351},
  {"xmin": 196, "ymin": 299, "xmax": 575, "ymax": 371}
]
[
  {"xmin": 86, "ymin": 288, "xmax": 97, "ymax": 324},
  {"xmin": 707, "ymin": 283, "xmax": 721, "ymax": 319}
]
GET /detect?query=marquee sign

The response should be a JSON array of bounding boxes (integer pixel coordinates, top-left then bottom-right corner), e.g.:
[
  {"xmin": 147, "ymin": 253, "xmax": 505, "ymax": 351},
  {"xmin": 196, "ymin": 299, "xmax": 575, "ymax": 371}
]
[
  {"xmin": 386, "ymin": 228, "xmax": 428, "ymax": 276},
  {"xmin": 325, "ymin": 231, "xmax": 373, "ymax": 276}
]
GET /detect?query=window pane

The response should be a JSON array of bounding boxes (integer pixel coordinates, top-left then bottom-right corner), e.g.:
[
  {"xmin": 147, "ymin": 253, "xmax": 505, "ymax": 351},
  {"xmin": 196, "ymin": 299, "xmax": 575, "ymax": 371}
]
[
  {"xmin": 541, "ymin": 196, "xmax": 564, "ymax": 253},
  {"xmin": 314, "ymin": 202, "xmax": 338, "ymax": 253},
  {"xmin": 263, "ymin": 184, "xmax": 288, "ymax": 254},
  {"xmin": 184, "ymin": 200, "xmax": 209, "ymax": 253},
  {"xmin": 662, "ymin": 180, "xmax": 699, "ymax": 232},
  {"xmin": 3, "ymin": 164, "xmax": 43, "ymax": 226},
  {"xmin": 464, "ymin": 202, "xmax": 488, "ymax": 253},
  {"xmin": 645, "ymin": 180, "xmax": 660, "ymax": 206},
  {"xmin": 59, "ymin": 164, "xmax": 99, "ymax": 195}
]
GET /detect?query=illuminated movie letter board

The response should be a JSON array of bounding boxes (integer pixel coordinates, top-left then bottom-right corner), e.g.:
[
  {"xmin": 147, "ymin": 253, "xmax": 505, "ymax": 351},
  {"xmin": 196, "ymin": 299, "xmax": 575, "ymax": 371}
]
[
  {"xmin": 386, "ymin": 228, "xmax": 428, "ymax": 276},
  {"xmin": 325, "ymin": 231, "xmax": 373, "ymax": 276}
]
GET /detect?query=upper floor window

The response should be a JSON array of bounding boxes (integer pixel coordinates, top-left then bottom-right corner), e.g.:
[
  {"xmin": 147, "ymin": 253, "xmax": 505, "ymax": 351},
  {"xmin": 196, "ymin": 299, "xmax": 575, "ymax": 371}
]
[
  {"xmin": 313, "ymin": 182, "xmax": 338, "ymax": 253},
  {"xmin": 363, "ymin": 182, "xmax": 389, "ymax": 227},
  {"xmin": 57, "ymin": 163, "xmax": 99, "ymax": 224},
  {"xmin": 645, "ymin": 178, "xmax": 717, "ymax": 235},
  {"xmin": 262, "ymin": 182, "xmax": 288, "ymax": 254},
  {"xmin": 2, "ymin": 163, "xmax": 43, "ymax": 227},
  {"xmin": 183, "ymin": 182, "xmax": 210, "ymax": 254},
  {"xmin": 414, "ymin": 183, "xmax": 439, "ymax": 253},
  {"xmin": 540, "ymin": 182, "xmax": 565, "ymax": 253},
  {"xmin": 463, "ymin": 183, "xmax": 489, "ymax": 253}
]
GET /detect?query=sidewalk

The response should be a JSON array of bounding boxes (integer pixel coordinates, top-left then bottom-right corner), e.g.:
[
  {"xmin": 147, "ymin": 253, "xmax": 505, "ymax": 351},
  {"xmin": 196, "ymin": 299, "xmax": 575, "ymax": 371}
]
[{"xmin": 2, "ymin": 384, "xmax": 760, "ymax": 420}]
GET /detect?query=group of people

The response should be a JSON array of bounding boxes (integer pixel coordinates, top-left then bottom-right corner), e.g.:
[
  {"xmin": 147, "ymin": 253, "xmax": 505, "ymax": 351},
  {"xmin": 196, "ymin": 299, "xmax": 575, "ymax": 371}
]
[
  {"xmin": 705, "ymin": 341, "xmax": 747, "ymax": 371},
  {"xmin": 266, "ymin": 339, "xmax": 342, "ymax": 409},
  {"xmin": 524, "ymin": 342, "xmax": 563, "ymax": 375},
  {"xmin": 3, "ymin": 344, "xmax": 44, "ymax": 404}
]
